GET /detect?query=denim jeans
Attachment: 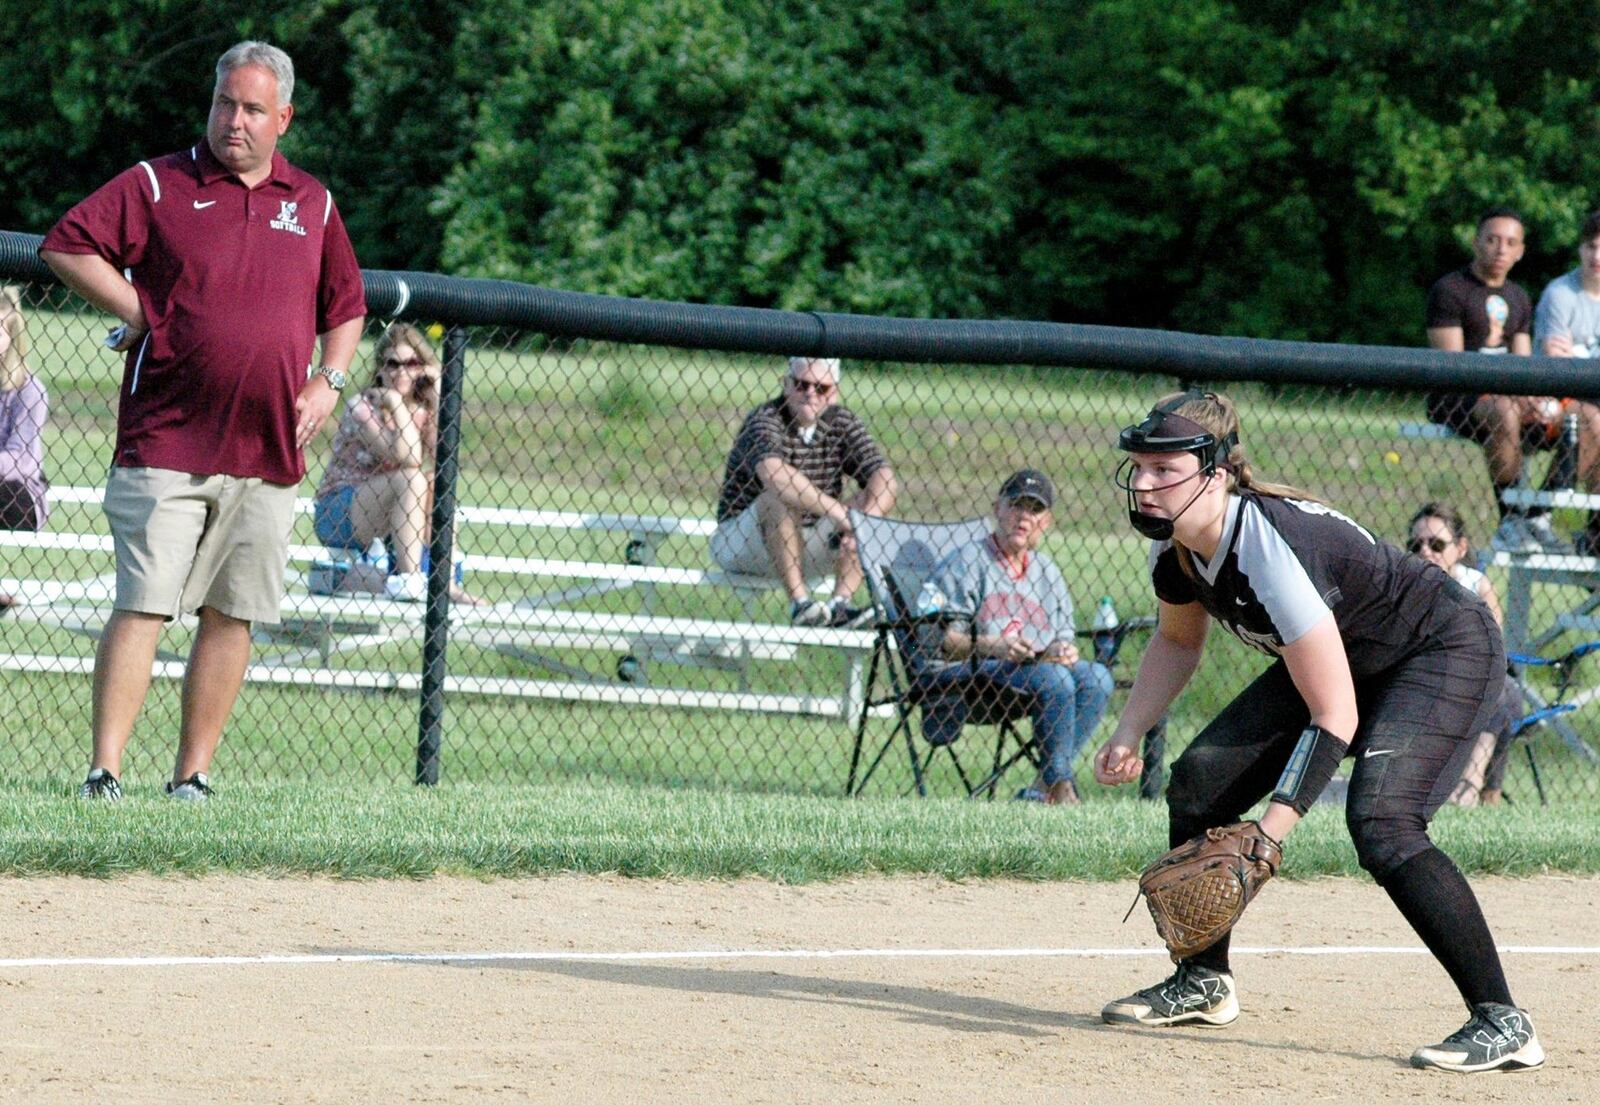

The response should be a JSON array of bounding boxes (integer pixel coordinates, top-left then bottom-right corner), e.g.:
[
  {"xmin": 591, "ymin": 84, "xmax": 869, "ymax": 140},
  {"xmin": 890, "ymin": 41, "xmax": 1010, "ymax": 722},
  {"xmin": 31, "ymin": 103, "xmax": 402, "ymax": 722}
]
[{"xmin": 916, "ymin": 659, "xmax": 1114, "ymax": 785}]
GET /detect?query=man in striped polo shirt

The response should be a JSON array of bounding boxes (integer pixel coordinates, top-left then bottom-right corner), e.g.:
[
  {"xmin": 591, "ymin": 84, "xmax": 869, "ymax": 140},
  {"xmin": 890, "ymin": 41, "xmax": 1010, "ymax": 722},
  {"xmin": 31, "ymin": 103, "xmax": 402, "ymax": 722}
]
[{"xmin": 713, "ymin": 357, "xmax": 898, "ymax": 626}]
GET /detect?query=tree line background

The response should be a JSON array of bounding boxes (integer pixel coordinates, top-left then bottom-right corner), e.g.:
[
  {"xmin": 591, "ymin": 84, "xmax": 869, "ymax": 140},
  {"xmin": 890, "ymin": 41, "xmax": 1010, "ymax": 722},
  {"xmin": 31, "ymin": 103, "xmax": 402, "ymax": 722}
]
[{"xmin": 1, "ymin": 0, "xmax": 1595, "ymax": 344}]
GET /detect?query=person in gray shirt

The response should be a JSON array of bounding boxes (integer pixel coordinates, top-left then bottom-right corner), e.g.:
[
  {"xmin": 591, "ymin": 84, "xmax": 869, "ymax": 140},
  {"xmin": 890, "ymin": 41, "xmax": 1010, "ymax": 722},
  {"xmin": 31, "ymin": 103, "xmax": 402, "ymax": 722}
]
[
  {"xmin": 1534, "ymin": 209, "xmax": 1600, "ymax": 553},
  {"xmin": 912, "ymin": 469, "xmax": 1113, "ymax": 805}
]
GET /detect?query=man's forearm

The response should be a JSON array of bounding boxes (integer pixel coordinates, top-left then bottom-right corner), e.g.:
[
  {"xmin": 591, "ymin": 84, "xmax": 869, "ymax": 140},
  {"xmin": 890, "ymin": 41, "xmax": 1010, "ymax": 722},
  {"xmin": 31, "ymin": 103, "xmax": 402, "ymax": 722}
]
[
  {"xmin": 38, "ymin": 251, "xmax": 143, "ymax": 327},
  {"xmin": 759, "ymin": 459, "xmax": 841, "ymax": 521},
  {"xmin": 856, "ymin": 466, "xmax": 897, "ymax": 516},
  {"xmin": 318, "ymin": 316, "xmax": 365, "ymax": 373}
]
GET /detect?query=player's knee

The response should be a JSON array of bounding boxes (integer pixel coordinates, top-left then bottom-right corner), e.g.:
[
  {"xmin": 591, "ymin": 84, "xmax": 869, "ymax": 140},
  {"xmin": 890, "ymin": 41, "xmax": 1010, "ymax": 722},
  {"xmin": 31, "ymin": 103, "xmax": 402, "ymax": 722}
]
[{"xmin": 1346, "ymin": 808, "xmax": 1426, "ymax": 879}]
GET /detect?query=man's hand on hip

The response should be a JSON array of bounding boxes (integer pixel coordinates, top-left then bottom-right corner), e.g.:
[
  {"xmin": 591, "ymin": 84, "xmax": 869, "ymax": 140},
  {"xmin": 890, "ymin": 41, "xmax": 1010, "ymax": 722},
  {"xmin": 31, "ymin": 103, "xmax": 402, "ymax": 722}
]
[{"xmin": 295, "ymin": 376, "xmax": 340, "ymax": 448}]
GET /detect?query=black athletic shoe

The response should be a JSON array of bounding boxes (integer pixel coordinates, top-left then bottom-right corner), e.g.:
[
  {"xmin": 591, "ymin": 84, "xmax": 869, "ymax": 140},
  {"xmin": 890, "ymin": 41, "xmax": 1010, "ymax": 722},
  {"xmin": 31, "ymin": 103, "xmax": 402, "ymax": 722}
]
[
  {"xmin": 828, "ymin": 601, "xmax": 874, "ymax": 629},
  {"xmin": 77, "ymin": 768, "xmax": 123, "ymax": 801},
  {"xmin": 165, "ymin": 772, "xmax": 213, "ymax": 802},
  {"xmin": 1410, "ymin": 1002, "xmax": 1545, "ymax": 1073},
  {"xmin": 790, "ymin": 599, "xmax": 829, "ymax": 627},
  {"xmin": 1102, "ymin": 962, "xmax": 1239, "ymax": 1027}
]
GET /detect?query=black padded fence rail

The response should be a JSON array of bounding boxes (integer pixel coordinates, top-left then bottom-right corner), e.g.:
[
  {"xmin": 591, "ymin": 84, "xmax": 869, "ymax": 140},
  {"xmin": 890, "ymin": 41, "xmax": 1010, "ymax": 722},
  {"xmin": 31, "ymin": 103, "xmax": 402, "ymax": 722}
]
[{"xmin": 6, "ymin": 229, "xmax": 1600, "ymax": 397}]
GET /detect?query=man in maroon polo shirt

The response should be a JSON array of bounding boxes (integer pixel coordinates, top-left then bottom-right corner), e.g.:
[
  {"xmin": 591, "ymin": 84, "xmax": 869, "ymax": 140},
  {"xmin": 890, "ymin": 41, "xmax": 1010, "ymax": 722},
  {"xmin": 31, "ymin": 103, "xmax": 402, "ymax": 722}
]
[{"xmin": 40, "ymin": 40, "xmax": 365, "ymax": 802}]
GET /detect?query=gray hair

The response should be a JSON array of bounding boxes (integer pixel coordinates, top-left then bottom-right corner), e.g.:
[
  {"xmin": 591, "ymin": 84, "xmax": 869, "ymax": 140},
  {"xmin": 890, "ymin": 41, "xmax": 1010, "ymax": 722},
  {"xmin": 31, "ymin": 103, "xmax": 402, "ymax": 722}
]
[
  {"xmin": 786, "ymin": 356, "xmax": 841, "ymax": 384},
  {"xmin": 215, "ymin": 41, "xmax": 295, "ymax": 106}
]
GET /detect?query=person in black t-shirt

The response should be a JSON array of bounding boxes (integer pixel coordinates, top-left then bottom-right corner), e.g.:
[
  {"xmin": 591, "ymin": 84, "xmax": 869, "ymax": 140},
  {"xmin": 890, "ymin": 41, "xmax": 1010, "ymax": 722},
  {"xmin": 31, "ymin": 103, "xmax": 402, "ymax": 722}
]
[
  {"xmin": 1093, "ymin": 390, "xmax": 1544, "ymax": 1074},
  {"xmin": 1424, "ymin": 207, "xmax": 1564, "ymax": 554}
]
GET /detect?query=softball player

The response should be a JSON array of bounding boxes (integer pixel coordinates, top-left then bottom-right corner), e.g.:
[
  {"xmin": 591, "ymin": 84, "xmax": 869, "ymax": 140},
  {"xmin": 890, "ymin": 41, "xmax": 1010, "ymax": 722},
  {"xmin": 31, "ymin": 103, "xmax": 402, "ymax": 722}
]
[{"xmin": 1093, "ymin": 390, "xmax": 1543, "ymax": 1074}]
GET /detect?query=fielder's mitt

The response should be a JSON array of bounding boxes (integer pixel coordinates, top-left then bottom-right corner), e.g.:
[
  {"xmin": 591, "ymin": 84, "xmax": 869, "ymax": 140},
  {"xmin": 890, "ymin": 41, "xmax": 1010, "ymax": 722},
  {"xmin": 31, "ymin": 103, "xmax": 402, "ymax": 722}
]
[{"xmin": 1134, "ymin": 821, "xmax": 1282, "ymax": 961}]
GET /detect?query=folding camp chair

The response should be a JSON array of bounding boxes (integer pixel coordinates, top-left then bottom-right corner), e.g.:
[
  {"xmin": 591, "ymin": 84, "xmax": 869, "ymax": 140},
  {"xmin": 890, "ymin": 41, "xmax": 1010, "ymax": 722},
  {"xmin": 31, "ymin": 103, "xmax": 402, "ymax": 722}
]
[
  {"xmin": 845, "ymin": 510, "xmax": 1053, "ymax": 798},
  {"xmin": 1504, "ymin": 640, "xmax": 1600, "ymax": 806}
]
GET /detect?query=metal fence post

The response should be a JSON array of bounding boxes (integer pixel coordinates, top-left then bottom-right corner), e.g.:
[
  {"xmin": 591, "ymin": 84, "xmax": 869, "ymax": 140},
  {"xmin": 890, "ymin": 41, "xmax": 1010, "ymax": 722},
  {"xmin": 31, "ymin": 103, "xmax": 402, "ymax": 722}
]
[{"xmin": 416, "ymin": 325, "xmax": 467, "ymax": 785}]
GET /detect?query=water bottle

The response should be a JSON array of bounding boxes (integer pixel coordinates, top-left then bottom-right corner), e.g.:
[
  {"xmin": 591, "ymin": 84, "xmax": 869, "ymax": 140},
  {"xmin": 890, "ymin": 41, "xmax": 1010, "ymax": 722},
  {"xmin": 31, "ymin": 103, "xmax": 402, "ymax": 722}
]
[
  {"xmin": 1555, "ymin": 410, "xmax": 1580, "ymax": 491},
  {"xmin": 1092, "ymin": 596, "xmax": 1119, "ymax": 665},
  {"xmin": 364, "ymin": 539, "xmax": 391, "ymax": 576}
]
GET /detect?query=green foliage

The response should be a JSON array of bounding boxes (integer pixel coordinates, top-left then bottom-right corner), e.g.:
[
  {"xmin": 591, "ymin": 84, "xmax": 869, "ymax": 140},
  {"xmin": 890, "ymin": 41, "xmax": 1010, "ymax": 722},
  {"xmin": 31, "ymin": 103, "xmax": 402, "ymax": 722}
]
[
  {"xmin": 431, "ymin": 0, "xmax": 1019, "ymax": 317},
  {"xmin": 1, "ymin": 0, "xmax": 1597, "ymax": 337}
]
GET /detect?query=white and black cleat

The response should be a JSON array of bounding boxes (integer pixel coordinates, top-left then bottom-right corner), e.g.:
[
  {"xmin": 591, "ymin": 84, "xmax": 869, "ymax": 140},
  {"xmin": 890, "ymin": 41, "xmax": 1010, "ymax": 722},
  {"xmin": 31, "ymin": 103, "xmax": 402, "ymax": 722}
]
[
  {"xmin": 1102, "ymin": 962, "xmax": 1239, "ymax": 1027},
  {"xmin": 1411, "ymin": 1002, "xmax": 1545, "ymax": 1073}
]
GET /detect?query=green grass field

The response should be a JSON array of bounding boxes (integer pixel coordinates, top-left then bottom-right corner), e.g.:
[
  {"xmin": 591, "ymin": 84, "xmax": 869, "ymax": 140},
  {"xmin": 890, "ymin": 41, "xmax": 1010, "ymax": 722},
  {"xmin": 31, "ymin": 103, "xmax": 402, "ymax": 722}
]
[{"xmin": 3, "ymin": 779, "xmax": 1594, "ymax": 881}]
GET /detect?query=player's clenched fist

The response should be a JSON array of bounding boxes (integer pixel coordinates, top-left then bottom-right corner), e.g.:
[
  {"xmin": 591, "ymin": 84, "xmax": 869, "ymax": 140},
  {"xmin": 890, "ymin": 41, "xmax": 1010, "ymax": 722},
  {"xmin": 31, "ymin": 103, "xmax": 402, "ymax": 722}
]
[{"xmin": 1094, "ymin": 738, "xmax": 1143, "ymax": 786}]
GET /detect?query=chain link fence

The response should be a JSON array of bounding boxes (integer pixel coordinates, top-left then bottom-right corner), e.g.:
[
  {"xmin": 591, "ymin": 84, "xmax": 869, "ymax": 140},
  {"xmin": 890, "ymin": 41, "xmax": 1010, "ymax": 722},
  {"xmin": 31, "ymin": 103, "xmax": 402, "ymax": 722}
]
[{"xmin": 3, "ymin": 229, "xmax": 1598, "ymax": 803}]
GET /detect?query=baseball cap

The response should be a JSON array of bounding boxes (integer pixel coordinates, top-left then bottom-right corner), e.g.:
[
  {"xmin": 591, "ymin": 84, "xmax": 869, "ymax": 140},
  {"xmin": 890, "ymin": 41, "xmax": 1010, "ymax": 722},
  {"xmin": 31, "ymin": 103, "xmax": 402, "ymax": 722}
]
[{"xmin": 999, "ymin": 468, "xmax": 1054, "ymax": 509}]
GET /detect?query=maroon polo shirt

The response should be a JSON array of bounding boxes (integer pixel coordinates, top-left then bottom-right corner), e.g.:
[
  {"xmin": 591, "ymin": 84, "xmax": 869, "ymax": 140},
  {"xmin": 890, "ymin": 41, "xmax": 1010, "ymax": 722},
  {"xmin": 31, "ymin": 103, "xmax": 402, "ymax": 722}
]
[{"xmin": 41, "ymin": 141, "xmax": 365, "ymax": 485}]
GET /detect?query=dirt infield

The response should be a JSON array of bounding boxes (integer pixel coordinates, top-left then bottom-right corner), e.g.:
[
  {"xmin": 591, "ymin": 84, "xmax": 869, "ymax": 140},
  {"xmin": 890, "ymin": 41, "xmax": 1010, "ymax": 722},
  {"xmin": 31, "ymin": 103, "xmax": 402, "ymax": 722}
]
[{"xmin": 0, "ymin": 874, "xmax": 1593, "ymax": 1104}]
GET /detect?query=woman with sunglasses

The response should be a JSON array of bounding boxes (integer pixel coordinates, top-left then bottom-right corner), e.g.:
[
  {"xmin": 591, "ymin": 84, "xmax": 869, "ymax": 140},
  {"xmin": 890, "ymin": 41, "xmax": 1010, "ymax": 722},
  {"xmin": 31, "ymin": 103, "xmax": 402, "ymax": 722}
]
[
  {"xmin": 1092, "ymin": 390, "xmax": 1542, "ymax": 1074},
  {"xmin": 313, "ymin": 322, "xmax": 476, "ymax": 603},
  {"xmin": 1407, "ymin": 503, "xmax": 1513, "ymax": 805}
]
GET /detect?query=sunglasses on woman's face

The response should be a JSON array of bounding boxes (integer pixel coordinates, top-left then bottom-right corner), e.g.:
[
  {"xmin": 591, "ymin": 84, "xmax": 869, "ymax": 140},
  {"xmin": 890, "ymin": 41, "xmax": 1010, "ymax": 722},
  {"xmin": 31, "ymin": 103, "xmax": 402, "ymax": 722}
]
[
  {"xmin": 1406, "ymin": 536, "xmax": 1452, "ymax": 554},
  {"xmin": 383, "ymin": 357, "xmax": 427, "ymax": 371}
]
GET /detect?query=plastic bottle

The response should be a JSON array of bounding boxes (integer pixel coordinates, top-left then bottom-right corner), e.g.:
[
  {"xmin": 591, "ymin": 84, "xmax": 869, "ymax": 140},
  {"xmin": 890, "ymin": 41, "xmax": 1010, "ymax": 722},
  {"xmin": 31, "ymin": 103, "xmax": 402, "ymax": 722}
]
[
  {"xmin": 1092, "ymin": 596, "xmax": 1119, "ymax": 665},
  {"xmin": 365, "ymin": 539, "xmax": 391, "ymax": 576}
]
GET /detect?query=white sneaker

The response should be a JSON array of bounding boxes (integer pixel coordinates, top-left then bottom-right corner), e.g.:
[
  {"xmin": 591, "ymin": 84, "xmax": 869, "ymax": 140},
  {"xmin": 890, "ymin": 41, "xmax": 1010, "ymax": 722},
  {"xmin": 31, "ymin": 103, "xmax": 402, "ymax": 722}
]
[
  {"xmin": 1102, "ymin": 963, "xmax": 1239, "ymax": 1027},
  {"xmin": 384, "ymin": 572, "xmax": 427, "ymax": 602},
  {"xmin": 165, "ymin": 772, "xmax": 213, "ymax": 801},
  {"xmin": 1523, "ymin": 514, "xmax": 1568, "ymax": 553},
  {"xmin": 1410, "ymin": 1002, "xmax": 1544, "ymax": 1073},
  {"xmin": 1490, "ymin": 516, "xmax": 1539, "ymax": 555}
]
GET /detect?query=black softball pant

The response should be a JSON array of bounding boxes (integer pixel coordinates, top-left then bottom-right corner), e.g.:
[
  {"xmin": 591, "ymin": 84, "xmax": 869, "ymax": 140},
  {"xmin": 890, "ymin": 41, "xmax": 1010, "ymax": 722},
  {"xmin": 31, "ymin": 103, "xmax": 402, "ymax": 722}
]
[{"xmin": 1166, "ymin": 599, "xmax": 1504, "ymax": 879}]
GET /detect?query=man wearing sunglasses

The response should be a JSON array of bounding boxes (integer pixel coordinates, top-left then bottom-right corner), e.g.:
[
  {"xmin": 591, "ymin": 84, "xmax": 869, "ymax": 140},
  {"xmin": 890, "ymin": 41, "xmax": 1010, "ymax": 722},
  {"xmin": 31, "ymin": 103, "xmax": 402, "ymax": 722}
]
[{"xmin": 713, "ymin": 357, "xmax": 898, "ymax": 626}]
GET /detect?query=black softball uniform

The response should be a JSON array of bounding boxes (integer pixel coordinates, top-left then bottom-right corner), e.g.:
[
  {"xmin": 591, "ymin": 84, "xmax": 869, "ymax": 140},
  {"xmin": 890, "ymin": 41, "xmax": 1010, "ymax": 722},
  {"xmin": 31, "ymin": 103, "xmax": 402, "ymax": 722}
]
[{"xmin": 1150, "ymin": 491, "xmax": 1503, "ymax": 878}]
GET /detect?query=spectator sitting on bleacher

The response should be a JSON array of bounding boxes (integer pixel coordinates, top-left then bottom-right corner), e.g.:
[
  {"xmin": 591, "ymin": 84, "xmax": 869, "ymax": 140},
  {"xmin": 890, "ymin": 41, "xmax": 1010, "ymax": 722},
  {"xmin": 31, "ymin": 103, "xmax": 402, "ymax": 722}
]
[
  {"xmin": 1533, "ymin": 210, "xmax": 1600, "ymax": 556},
  {"xmin": 1425, "ymin": 206, "xmax": 1568, "ymax": 555},
  {"xmin": 0, "ymin": 287, "xmax": 48, "ymax": 612},
  {"xmin": 1406, "ymin": 502, "xmax": 1515, "ymax": 806},
  {"xmin": 910, "ymin": 469, "xmax": 1113, "ymax": 806},
  {"xmin": 313, "ymin": 322, "xmax": 477, "ymax": 604},
  {"xmin": 712, "ymin": 356, "xmax": 898, "ymax": 627}
]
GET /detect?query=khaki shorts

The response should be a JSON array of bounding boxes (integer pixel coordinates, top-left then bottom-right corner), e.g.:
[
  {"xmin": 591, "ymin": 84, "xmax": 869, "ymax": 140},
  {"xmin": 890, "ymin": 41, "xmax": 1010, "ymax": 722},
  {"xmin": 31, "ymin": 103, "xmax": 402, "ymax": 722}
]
[
  {"xmin": 710, "ymin": 500, "xmax": 840, "ymax": 579},
  {"xmin": 103, "ymin": 466, "xmax": 299, "ymax": 625}
]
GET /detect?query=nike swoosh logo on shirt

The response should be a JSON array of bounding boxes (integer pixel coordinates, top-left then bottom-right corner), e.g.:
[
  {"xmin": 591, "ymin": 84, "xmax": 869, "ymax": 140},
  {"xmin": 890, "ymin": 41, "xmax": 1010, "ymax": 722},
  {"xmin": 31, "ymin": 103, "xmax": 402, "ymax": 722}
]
[
  {"xmin": 193, "ymin": 200, "xmax": 217, "ymax": 209},
  {"xmin": 1363, "ymin": 748, "xmax": 1396, "ymax": 758}
]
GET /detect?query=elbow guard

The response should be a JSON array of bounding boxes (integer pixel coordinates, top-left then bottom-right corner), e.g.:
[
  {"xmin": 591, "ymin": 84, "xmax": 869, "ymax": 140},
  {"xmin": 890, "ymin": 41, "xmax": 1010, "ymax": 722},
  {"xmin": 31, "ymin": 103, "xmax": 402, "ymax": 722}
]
[{"xmin": 1270, "ymin": 724, "xmax": 1350, "ymax": 815}]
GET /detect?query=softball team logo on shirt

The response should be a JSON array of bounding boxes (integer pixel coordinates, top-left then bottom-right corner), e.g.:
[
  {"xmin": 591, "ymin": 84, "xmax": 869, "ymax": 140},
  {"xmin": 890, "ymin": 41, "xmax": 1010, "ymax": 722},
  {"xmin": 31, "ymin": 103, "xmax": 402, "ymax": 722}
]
[{"xmin": 270, "ymin": 200, "xmax": 306, "ymax": 237}]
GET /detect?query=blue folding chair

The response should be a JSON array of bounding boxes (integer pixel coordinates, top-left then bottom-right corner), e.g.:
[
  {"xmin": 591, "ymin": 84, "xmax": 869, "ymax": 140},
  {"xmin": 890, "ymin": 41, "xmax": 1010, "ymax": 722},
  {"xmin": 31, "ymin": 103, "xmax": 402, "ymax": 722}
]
[{"xmin": 1505, "ymin": 640, "xmax": 1600, "ymax": 806}]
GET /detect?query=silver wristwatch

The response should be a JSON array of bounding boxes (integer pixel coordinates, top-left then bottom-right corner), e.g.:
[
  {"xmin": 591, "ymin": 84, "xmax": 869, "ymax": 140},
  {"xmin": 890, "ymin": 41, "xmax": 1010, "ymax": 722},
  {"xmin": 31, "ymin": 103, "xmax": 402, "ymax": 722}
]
[{"xmin": 317, "ymin": 364, "xmax": 348, "ymax": 391}]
